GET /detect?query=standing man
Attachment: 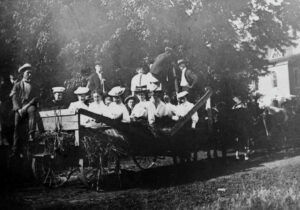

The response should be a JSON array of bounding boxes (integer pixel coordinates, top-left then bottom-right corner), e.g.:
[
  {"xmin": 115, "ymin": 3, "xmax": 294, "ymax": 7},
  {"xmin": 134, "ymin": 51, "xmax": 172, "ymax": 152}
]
[
  {"xmin": 130, "ymin": 67, "xmax": 148, "ymax": 95},
  {"xmin": 11, "ymin": 63, "xmax": 40, "ymax": 156},
  {"xmin": 87, "ymin": 60, "xmax": 106, "ymax": 94},
  {"xmin": 177, "ymin": 59, "xmax": 198, "ymax": 92},
  {"xmin": 150, "ymin": 47, "xmax": 176, "ymax": 94}
]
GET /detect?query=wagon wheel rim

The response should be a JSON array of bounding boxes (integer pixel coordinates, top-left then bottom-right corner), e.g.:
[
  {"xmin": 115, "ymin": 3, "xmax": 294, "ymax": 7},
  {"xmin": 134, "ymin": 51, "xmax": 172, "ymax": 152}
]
[
  {"xmin": 32, "ymin": 157, "xmax": 76, "ymax": 188},
  {"xmin": 132, "ymin": 156, "xmax": 157, "ymax": 170}
]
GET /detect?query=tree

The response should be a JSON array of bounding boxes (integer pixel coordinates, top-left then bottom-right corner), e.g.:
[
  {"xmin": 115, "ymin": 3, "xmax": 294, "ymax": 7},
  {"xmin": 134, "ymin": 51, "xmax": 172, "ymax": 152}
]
[{"xmin": 0, "ymin": 0, "xmax": 299, "ymax": 103}]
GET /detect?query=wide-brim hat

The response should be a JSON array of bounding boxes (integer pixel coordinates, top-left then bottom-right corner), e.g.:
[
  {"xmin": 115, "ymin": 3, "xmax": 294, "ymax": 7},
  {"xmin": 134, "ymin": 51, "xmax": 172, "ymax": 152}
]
[
  {"xmin": 177, "ymin": 59, "xmax": 187, "ymax": 66},
  {"xmin": 177, "ymin": 91, "xmax": 189, "ymax": 99},
  {"xmin": 108, "ymin": 86, "xmax": 126, "ymax": 97},
  {"xmin": 74, "ymin": 86, "xmax": 89, "ymax": 95},
  {"xmin": 18, "ymin": 63, "xmax": 32, "ymax": 73},
  {"xmin": 125, "ymin": 95, "xmax": 138, "ymax": 104},
  {"xmin": 52, "ymin": 87, "xmax": 65, "ymax": 93}
]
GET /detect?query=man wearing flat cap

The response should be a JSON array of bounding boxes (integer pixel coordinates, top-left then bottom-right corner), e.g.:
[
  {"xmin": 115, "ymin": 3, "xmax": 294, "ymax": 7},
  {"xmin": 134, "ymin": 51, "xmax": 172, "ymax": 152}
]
[
  {"xmin": 11, "ymin": 63, "xmax": 39, "ymax": 156},
  {"xmin": 87, "ymin": 60, "xmax": 106, "ymax": 94},
  {"xmin": 49, "ymin": 87, "xmax": 68, "ymax": 109}
]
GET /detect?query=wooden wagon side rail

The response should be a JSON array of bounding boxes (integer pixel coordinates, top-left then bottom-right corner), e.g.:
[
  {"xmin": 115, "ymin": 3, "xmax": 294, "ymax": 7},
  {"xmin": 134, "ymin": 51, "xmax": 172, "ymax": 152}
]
[{"xmin": 169, "ymin": 88, "xmax": 213, "ymax": 136}]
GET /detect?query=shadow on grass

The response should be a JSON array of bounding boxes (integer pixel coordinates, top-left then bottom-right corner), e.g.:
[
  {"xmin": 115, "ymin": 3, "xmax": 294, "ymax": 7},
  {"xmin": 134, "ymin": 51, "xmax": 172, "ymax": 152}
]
[{"xmin": 102, "ymin": 146, "xmax": 300, "ymax": 191}]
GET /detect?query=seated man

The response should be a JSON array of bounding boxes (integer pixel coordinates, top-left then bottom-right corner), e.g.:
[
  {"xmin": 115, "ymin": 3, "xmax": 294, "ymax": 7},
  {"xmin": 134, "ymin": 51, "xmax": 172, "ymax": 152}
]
[
  {"xmin": 11, "ymin": 63, "xmax": 40, "ymax": 156},
  {"xmin": 49, "ymin": 86, "xmax": 68, "ymax": 109},
  {"xmin": 172, "ymin": 91, "xmax": 199, "ymax": 129}
]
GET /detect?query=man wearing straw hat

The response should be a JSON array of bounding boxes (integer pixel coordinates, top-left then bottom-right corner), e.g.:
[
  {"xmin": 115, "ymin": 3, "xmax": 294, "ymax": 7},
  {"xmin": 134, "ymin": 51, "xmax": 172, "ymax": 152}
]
[{"xmin": 11, "ymin": 63, "xmax": 39, "ymax": 156}]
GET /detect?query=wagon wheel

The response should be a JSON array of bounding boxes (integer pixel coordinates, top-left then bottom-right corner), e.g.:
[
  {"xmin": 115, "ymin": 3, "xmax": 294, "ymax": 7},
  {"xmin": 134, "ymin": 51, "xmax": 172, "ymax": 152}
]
[
  {"xmin": 132, "ymin": 156, "xmax": 157, "ymax": 170},
  {"xmin": 32, "ymin": 156, "xmax": 77, "ymax": 188}
]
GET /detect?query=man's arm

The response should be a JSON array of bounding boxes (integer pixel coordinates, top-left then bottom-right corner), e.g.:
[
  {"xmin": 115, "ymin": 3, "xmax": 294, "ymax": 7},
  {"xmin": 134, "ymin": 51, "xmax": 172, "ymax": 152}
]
[
  {"xmin": 187, "ymin": 69, "xmax": 198, "ymax": 88},
  {"xmin": 11, "ymin": 83, "xmax": 21, "ymax": 111}
]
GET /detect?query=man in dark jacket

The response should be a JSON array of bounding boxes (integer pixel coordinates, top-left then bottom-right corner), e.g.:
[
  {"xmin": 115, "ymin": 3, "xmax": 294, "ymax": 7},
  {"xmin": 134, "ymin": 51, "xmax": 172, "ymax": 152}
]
[
  {"xmin": 87, "ymin": 60, "xmax": 106, "ymax": 93},
  {"xmin": 177, "ymin": 59, "xmax": 198, "ymax": 91},
  {"xmin": 150, "ymin": 47, "xmax": 176, "ymax": 94},
  {"xmin": 11, "ymin": 63, "xmax": 39, "ymax": 155}
]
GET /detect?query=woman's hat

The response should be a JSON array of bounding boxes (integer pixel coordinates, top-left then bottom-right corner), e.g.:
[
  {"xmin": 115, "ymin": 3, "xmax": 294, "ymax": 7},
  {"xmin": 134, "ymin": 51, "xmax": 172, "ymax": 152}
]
[
  {"xmin": 134, "ymin": 85, "xmax": 148, "ymax": 94},
  {"xmin": 177, "ymin": 91, "xmax": 189, "ymax": 99},
  {"xmin": 108, "ymin": 86, "xmax": 126, "ymax": 97},
  {"xmin": 125, "ymin": 95, "xmax": 138, "ymax": 104},
  {"xmin": 18, "ymin": 63, "xmax": 32, "ymax": 73},
  {"xmin": 74, "ymin": 86, "xmax": 89, "ymax": 95}
]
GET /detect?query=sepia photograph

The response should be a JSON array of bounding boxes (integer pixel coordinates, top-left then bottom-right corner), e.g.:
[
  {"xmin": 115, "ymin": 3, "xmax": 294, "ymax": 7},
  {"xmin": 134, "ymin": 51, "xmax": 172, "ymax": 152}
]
[{"xmin": 1, "ymin": 0, "xmax": 300, "ymax": 209}]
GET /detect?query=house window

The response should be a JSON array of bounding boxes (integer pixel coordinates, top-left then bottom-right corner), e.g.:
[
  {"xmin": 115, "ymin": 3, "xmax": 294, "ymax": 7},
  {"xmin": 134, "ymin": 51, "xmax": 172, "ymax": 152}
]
[
  {"xmin": 294, "ymin": 68, "xmax": 300, "ymax": 87},
  {"xmin": 255, "ymin": 80, "xmax": 259, "ymax": 90},
  {"xmin": 272, "ymin": 72, "xmax": 277, "ymax": 87}
]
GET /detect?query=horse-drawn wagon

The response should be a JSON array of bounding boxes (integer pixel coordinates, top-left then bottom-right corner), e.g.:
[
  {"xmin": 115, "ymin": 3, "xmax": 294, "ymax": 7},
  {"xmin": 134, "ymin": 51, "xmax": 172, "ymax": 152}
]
[{"xmin": 31, "ymin": 89, "xmax": 213, "ymax": 190}]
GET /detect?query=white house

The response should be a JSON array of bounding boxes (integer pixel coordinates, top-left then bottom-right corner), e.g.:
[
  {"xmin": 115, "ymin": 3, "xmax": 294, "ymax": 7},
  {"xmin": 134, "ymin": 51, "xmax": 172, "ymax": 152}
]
[{"xmin": 254, "ymin": 39, "xmax": 300, "ymax": 106}]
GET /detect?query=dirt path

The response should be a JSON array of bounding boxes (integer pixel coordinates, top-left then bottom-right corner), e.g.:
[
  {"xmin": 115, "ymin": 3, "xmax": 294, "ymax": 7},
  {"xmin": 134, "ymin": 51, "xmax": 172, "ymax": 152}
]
[{"xmin": 2, "ymin": 148, "xmax": 300, "ymax": 209}]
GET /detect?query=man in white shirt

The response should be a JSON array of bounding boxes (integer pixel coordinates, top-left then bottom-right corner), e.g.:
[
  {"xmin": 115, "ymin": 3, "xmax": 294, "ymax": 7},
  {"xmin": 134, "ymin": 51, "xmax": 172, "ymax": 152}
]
[
  {"xmin": 178, "ymin": 59, "xmax": 198, "ymax": 92},
  {"xmin": 131, "ymin": 67, "xmax": 149, "ymax": 95},
  {"xmin": 108, "ymin": 86, "xmax": 130, "ymax": 123},
  {"xmin": 173, "ymin": 91, "xmax": 199, "ymax": 129}
]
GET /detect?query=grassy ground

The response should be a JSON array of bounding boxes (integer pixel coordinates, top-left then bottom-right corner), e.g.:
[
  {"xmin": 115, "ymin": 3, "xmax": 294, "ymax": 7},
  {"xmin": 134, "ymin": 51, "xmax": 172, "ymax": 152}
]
[{"xmin": 2, "ymin": 149, "xmax": 300, "ymax": 209}]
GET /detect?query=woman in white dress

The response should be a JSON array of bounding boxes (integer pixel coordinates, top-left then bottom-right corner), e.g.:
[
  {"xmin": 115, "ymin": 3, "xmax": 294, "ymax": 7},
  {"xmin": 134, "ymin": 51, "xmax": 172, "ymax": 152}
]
[
  {"xmin": 108, "ymin": 86, "xmax": 130, "ymax": 123},
  {"xmin": 68, "ymin": 87, "xmax": 90, "ymax": 126}
]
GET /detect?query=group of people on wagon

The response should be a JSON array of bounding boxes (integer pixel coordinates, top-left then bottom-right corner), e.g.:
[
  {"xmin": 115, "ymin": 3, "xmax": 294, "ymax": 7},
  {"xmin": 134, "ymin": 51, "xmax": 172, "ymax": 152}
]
[{"xmin": 1, "ymin": 45, "xmax": 203, "ymax": 157}]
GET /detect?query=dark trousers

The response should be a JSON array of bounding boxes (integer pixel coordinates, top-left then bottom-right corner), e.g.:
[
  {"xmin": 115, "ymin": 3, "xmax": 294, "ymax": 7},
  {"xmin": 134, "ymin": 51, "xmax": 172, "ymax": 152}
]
[{"xmin": 12, "ymin": 105, "xmax": 37, "ymax": 153}]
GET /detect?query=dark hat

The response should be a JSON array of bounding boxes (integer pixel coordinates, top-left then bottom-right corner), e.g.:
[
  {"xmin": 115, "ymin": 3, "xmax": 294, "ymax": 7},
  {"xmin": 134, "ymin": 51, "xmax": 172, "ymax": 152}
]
[
  {"xmin": 134, "ymin": 85, "xmax": 148, "ymax": 94},
  {"xmin": 125, "ymin": 95, "xmax": 138, "ymax": 104},
  {"xmin": 18, "ymin": 63, "xmax": 32, "ymax": 73},
  {"xmin": 95, "ymin": 60, "xmax": 103, "ymax": 65}
]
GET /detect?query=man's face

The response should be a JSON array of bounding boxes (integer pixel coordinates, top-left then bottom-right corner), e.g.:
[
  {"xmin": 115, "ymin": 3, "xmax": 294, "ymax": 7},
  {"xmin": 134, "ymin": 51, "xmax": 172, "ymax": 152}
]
[
  {"xmin": 54, "ymin": 92, "xmax": 63, "ymax": 101},
  {"xmin": 23, "ymin": 70, "xmax": 32, "ymax": 81},
  {"xmin": 137, "ymin": 68, "xmax": 144, "ymax": 75},
  {"xmin": 95, "ymin": 64, "xmax": 103, "ymax": 74},
  {"xmin": 179, "ymin": 63, "xmax": 186, "ymax": 71}
]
